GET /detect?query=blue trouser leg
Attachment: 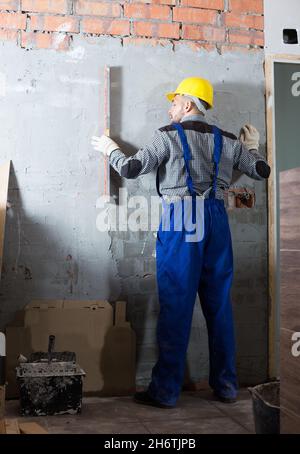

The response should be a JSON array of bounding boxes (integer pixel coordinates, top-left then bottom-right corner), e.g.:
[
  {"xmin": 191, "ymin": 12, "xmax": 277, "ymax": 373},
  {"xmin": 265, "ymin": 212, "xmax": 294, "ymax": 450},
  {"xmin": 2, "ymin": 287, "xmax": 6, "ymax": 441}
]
[
  {"xmin": 148, "ymin": 200, "xmax": 202, "ymax": 406},
  {"xmin": 198, "ymin": 200, "xmax": 238, "ymax": 399},
  {"xmin": 148, "ymin": 198, "xmax": 238, "ymax": 406}
]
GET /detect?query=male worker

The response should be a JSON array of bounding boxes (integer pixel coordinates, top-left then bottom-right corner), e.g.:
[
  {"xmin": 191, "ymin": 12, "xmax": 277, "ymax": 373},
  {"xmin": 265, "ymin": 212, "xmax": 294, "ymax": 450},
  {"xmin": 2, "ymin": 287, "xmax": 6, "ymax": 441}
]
[{"xmin": 91, "ymin": 77, "xmax": 270, "ymax": 408}]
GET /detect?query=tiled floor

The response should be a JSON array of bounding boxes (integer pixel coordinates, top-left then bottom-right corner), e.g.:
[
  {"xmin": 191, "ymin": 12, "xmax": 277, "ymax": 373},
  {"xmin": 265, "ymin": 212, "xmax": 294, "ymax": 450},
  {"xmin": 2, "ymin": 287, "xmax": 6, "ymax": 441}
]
[{"xmin": 5, "ymin": 388, "xmax": 255, "ymax": 434}]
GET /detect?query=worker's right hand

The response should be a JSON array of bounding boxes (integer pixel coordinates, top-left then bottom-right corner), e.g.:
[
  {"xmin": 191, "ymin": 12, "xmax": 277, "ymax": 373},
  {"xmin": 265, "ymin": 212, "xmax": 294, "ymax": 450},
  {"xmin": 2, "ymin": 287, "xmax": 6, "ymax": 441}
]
[
  {"xmin": 239, "ymin": 124, "xmax": 260, "ymax": 151},
  {"xmin": 91, "ymin": 135, "xmax": 120, "ymax": 156}
]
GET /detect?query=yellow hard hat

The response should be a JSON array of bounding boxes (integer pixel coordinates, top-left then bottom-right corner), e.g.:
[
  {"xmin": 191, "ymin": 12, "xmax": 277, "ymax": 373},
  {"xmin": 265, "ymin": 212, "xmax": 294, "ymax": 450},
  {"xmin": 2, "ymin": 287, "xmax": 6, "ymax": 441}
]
[{"xmin": 166, "ymin": 77, "xmax": 214, "ymax": 109}]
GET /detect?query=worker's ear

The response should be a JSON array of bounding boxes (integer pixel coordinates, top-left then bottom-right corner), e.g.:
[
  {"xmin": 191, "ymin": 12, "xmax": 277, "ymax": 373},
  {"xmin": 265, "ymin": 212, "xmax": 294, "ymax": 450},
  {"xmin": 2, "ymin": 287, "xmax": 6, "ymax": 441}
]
[{"xmin": 184, "ymin": 100, "xmax": 193, "ymax": 113}]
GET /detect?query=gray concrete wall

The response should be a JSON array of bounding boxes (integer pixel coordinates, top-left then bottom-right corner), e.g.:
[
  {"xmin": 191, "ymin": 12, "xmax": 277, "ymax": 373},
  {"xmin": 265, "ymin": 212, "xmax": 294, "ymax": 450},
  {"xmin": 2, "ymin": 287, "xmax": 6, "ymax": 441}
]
[{"xmin": 0, "ymin": 36, "xmax": 268, "ymax": 386}]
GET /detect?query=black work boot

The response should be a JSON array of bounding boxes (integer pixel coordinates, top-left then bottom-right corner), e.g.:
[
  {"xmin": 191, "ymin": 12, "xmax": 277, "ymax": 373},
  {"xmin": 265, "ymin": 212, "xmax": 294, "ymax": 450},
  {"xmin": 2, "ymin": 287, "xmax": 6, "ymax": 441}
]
[
  {"xmin": 133, "ymin": 391, "xmax": 175, "ymax": 409},
  {"xmin": 213, "ymin": 391, "xmax": 237, "ymax": 404}
]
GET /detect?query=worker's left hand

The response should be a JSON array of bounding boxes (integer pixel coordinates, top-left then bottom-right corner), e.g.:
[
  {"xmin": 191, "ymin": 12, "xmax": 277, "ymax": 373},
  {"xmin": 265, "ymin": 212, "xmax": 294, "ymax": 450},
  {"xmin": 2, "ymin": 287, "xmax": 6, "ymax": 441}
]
[
  {"xmin": 91, "ymin": 135, "xmax": 120, "ymax": 156},
  {"xmin": 239, "ymin": 124, "xmax": 260, "ymax": 151}
]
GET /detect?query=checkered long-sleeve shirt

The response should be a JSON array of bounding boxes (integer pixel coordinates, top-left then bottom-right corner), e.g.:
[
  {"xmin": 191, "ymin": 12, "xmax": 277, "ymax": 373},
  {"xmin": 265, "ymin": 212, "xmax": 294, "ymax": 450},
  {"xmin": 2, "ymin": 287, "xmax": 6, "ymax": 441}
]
[{"xmin": 109, "ymin": 114, "xmax": 270, "ymax": 201}]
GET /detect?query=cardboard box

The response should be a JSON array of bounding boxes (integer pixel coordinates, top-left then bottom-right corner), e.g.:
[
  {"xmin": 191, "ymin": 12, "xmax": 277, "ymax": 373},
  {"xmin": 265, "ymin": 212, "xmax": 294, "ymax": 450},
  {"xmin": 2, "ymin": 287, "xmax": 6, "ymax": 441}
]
[
  {"xmin": 100, "ymin": 301, "xmax": 136, "ymax": 395},
  {"xmin": 6, "ymin": 299, "xmax": 136, "ymax": 397},
  {"xmin": 25, "ymin": 299, "xmax": 113, "ymax": 394}
]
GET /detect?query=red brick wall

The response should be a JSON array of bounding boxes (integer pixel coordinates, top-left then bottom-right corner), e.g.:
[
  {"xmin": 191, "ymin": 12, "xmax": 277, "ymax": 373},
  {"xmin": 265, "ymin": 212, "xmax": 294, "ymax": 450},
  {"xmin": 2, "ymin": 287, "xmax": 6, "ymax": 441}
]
[{"xmin": 0, "ymin": 0, "xmax": 264, "ymax": 52}]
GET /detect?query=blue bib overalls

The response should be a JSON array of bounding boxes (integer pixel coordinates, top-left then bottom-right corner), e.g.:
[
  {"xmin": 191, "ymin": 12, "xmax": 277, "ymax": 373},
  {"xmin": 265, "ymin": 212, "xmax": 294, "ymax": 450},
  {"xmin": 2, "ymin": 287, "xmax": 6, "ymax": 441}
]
[{"xmin": 148, "ymin": 123, "xmax": 238, "ymax": 406}]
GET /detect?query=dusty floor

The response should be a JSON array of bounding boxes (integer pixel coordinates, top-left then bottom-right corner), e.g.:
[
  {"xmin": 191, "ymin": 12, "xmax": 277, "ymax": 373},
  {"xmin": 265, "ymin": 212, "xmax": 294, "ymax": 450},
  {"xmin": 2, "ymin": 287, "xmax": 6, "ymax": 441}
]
[{"xmin": 5, "ymin": 388, "xmax": 255, "ymax": 434}]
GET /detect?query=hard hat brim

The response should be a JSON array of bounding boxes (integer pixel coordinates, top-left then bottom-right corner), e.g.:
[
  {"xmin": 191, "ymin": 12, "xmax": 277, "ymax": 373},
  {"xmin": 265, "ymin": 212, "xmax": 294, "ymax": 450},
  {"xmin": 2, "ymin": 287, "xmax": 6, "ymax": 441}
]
[{"xmin": 166, "ymin": 92, "xmax": 178, "ymax": 102}]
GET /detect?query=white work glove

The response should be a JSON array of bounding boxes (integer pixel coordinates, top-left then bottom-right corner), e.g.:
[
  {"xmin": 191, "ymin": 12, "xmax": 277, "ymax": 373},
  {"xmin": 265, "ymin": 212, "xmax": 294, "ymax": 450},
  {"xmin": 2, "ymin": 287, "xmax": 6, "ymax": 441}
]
[
  {"xmin": 91, "ymin": 135, "xmax": 120, "ymax": 156},
  {"xmin": 239, "ymin": 124, "xmax": 260, "ymax": 151}
]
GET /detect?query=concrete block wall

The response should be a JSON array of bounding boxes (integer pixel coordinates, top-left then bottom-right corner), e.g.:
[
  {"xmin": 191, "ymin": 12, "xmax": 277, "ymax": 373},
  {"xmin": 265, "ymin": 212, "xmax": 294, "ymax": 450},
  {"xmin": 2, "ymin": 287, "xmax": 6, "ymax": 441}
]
[{"xmin": 0, "ymin": 0, "xmax": 268, "ymax": 388}]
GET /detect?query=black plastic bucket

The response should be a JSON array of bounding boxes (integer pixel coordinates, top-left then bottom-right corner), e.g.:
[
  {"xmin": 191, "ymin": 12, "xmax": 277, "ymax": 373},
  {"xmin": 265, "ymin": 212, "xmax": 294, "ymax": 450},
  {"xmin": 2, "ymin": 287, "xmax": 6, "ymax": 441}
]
[{"xmin": 248, "ymin": 381, "xmax": 280, "ymax": 434}]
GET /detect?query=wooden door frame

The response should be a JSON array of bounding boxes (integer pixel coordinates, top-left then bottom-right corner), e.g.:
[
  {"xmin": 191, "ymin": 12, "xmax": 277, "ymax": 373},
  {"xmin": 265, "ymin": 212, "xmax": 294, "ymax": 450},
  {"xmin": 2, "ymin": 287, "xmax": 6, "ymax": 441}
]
[{"xmin": 265, "ymin": 54, "xmax": 300, "ymax": 378}]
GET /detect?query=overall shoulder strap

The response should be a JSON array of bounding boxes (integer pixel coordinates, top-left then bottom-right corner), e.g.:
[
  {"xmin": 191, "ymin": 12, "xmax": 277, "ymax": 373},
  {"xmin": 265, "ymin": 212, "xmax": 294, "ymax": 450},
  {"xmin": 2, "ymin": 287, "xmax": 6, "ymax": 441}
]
[
  {"xmin": 211, "ymin": 125, "xmax": 223, "ymax": 199},
  {"xmin": 173, "ymin": 123, "xmax": 196, "ymax": 197}
]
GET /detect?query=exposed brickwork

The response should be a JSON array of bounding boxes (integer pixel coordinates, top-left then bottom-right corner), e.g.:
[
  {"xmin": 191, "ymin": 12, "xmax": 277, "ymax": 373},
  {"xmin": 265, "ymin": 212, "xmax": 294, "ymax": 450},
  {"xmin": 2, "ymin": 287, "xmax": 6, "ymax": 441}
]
[
  {"xmin": 182, "ymin": 25, "xmax": 226, "ymax": 42},
  {"xmin": 124, "ymin": 3, "xmax": 171, "ymax": 21},
  {"xmin": 21, "ymin": 29, "xmax": 70, "ymax": 49},
  {"xmin": 75, "ymin": 1, "xmax": 122, "ymax": 17},
  {"xmin": 81, "ymin": 18, "xmax": 130, "ymax": 36},
  {"xmin": 30, "ymin": 14, "xmax": 79, "ymax": 33},
  {"xmin": 0, "ymin": 27, "xmax": 18, "ymax": 40},
  {"xmin": 173, "ymin": 7, "xmax": 218, "ymax": 25},
  {"xmin": 224, "ymin": 12, "xmax": 264, "ymax": 30},
  {"xmin": 229, "ymin": 0, "xmax": 263, "ymax": 14},
  {"xmin": 182, "ymin": 0, "xmax": 224, "ymax": 9},
  {"xmin": 22, "ymin": 0, "xmax": 69, "ymax": 14},
  {"xmin": 0, "ymin": 0, "xmax": 265, "ymax": 53},
  {"xmin": 0, "ymin": 11, "xmax": 26, "ymax": 29},
  {"xmin": 133, "ymin": 20, "xmax": 179, "ymax": 39},
  {"xmin": 0, "ymin": 0, "xmax": 19, "ymax": 10},
  {"xmin": 228, "ymin": 29, "xmax": 264, "ymax": 46}
]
